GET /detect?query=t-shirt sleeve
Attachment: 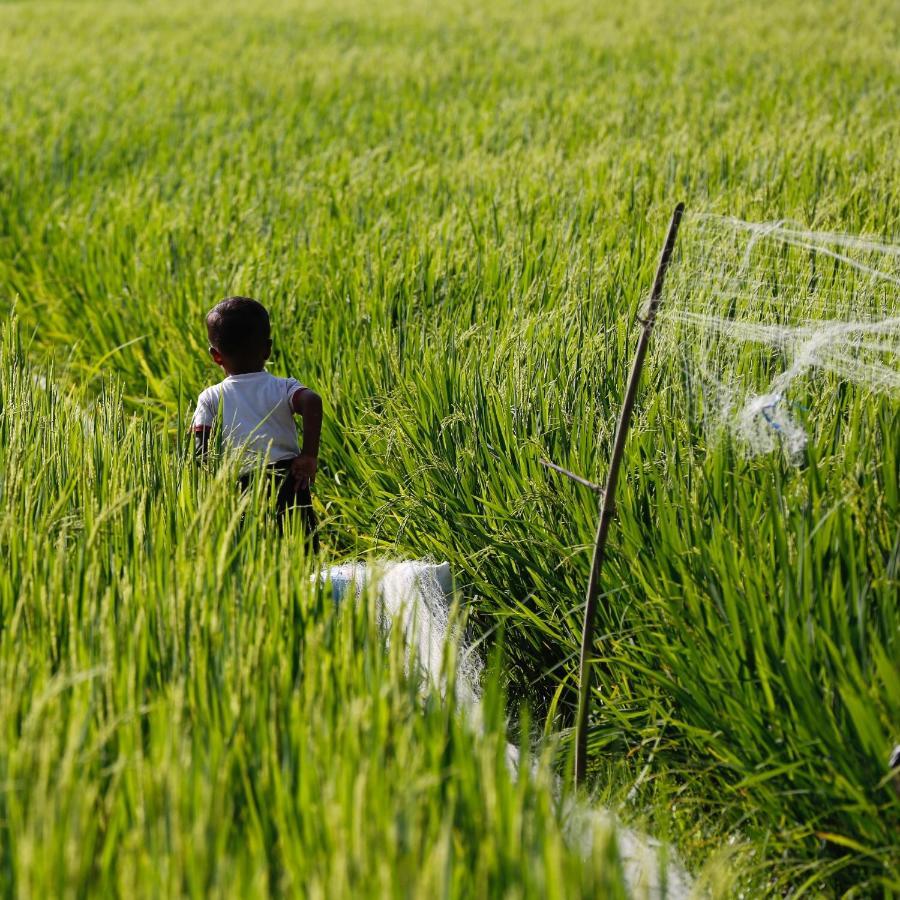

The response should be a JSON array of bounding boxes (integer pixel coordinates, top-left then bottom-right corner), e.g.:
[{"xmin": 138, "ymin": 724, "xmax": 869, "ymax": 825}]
[
  {"xmin": 284, "ymin": 376, "xmax": 307, "ymax": 409},
  {"xmin": 191, "ymin": 390, "xmax": 215, "ymax": 430}
]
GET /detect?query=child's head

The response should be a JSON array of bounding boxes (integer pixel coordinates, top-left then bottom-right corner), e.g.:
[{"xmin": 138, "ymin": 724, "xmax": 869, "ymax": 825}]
[{"xmin": 206, "ymin": 296, "xmax": 272, "ymax": 373}]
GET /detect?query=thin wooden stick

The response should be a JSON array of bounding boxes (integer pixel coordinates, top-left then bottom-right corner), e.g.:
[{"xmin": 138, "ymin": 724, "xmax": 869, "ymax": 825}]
[
  {"xmin": 573, "ymin": 203, "xmax": 685, "ymax": 787},
  {"xmin": 539, "ymin": 458, "xmax": 603, "ymax": 494}
]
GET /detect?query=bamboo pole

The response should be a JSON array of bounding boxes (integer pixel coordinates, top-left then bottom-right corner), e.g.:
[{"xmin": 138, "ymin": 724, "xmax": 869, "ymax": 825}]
[{"xmin": 573, "ymin": 202, "xmax": 685, "ymax": 787}]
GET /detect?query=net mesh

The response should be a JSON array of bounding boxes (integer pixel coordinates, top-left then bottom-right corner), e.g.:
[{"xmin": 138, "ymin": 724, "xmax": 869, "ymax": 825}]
[{"xmin": 655, "ymin": 213, "xmax": 900, "ymax": 460}]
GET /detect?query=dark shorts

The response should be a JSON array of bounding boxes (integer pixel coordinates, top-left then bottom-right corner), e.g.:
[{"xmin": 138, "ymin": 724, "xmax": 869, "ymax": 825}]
[{"xmin": 238, "ymin": 458, "xmax": 320, "ymax": 553}]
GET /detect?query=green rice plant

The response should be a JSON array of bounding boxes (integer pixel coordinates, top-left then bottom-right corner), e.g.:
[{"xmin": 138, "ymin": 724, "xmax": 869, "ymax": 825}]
[
  {"xmin": 0, "ymin": 322, "xmax": 636, "ymax": 898},
  {"xmin": 1, "ymin": 0, "xmax": 898, "ymax": 893}
]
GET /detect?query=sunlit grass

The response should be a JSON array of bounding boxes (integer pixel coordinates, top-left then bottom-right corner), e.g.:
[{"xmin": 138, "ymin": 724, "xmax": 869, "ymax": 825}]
[
  {"xmin": 1, "ymin": 0, "xmax": 898, "ymax": 894},
  {"xmin": 0, "ymin": 326, "xmax": 636, "ymax": 897}
]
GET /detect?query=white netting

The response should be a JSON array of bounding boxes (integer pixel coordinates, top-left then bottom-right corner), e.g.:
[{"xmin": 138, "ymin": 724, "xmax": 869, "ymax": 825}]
[
  {"xmin": 320, "ymin": 560, "xmax": 692, "ymax": 898},
  {"xmin": 656, "ymin": 213, "xmax": 900, "ymax": 461},
  {"xmin": 323, "ymin": 559, "xmax": 483, "ymax": 707}
]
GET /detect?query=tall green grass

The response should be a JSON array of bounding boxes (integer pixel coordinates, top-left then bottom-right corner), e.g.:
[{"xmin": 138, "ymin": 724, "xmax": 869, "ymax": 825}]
[
  {"xmin": 0, "ymin": 324, "xmax": 638, "ymax": 897},
  {"xmin": 2, "ymin": 0, "xmax": 899, "ymax": 893}
]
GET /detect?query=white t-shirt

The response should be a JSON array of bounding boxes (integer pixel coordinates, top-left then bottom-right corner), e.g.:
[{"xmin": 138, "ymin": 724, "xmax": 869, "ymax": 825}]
[{"xmin": 192, "ymin": 372, "xmax": 306, "ymax": 472}]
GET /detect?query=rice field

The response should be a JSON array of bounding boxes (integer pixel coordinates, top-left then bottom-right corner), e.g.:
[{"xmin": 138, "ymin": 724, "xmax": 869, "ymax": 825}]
[{"xmin": 1, "ymin": 0, "xmax": 898, "ymax": 895}]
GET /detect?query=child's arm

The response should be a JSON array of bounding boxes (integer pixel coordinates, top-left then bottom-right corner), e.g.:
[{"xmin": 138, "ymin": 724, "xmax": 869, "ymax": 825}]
[
  {"xmin": 290, "ymin": 388, "xmax": 323, "ymax": 486},
  {"xmin": 192, "ymin": 425, "xmax": 212, "ymax": 460},
  {"xmin": 191, "ymin": 390, "xmax": 214, "ymax": 461}
]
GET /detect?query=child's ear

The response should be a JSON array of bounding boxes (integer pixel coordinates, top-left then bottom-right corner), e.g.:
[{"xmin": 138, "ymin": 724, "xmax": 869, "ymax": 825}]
[
  {"xmin": 264, "ymin": 339, "xmax": 273, "ymax": 360},
  {"xmin": 209, "ymin": 346, "xmax": 225, "ymax": 366}
]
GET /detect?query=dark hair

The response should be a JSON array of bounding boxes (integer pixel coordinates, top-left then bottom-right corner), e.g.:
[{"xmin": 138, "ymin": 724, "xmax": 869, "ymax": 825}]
[{"xmin": 206, "ymin": 297, "xmax": 271, "ymax": 358}]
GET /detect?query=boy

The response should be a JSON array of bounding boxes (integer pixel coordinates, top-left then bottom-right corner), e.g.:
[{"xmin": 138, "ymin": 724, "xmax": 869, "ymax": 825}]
[{"xmin": 191, "ymin": 296, "xmax": 322, "ymax": 551}]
